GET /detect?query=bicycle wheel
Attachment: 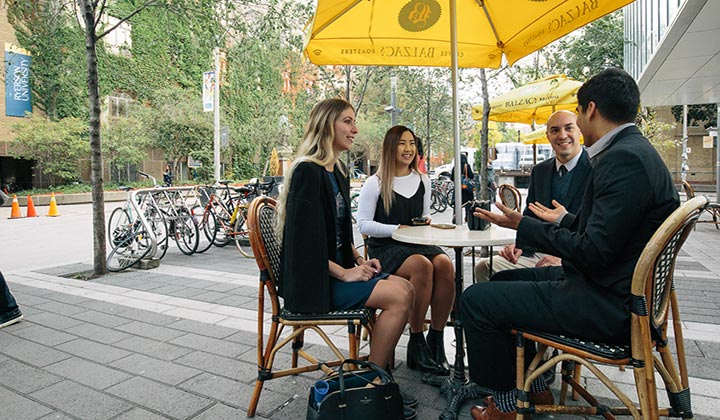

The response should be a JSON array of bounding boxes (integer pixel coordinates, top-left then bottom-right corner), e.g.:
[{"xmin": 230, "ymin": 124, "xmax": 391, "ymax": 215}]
[
  {"xmin": 108, "ymin": 208, "xmax": 131, "ymax": 242},
  {"xmin": 144, "ymin": 205, "xmax": 169, "ymax": 259},
  {"xmin": 173, "ymin": 210, "xmax": 199, "ymax": 255},
  {"xmin": 212, "ymin": 211, "xmax": 233, "ymax": 247},
  {"xmin": 191, "ymin": 205, "xmax": 216, "ymax": 254},
  {"xmin": 107, "ymin": 222, "xmax": 152, "ymax": 272},
  {"xmin": 233, "ymin": 210, "xmax": 254, "ymax": 258},
  {"xmin": 430, "ymin": 190, "xmax": 441, "ymax": 214}
]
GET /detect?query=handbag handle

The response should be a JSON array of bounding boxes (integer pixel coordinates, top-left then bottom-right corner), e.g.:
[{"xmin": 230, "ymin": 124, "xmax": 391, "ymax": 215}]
[{"xmin": 335, "ymin": 359, "xmax": 394, "ymax": 399}]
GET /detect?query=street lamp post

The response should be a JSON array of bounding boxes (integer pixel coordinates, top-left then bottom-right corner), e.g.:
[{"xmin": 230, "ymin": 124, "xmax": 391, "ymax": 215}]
[{"xmin": 384, "ymin": 75, "xmax": 401, "ymax": 126}]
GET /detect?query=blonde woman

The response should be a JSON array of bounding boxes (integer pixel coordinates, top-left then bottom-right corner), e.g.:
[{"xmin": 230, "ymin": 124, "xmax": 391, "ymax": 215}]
[
  {"xmin": 277, "ymin": 99, "xmax": 413, "ymax": 375},
  {"xmin": 357, "ymin": 125, "xmax": 454, "ymax": 376}
]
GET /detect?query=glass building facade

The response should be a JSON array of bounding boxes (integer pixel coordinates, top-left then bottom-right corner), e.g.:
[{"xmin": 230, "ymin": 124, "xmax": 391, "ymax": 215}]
[{"xmin": 624, "ymin": 0, "xmax": 685, "ymax": 80}]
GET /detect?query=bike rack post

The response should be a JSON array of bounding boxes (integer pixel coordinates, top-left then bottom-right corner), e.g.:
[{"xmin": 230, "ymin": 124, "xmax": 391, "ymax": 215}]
[{"xmin": 130, "ymin": 189, "xmax": 158, "ymax": 259}]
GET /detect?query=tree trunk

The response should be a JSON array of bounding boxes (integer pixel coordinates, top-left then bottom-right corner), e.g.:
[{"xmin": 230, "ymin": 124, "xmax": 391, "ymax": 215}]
[
  {"xmin": 80, "ymin": 0, "xmax": 107, "ymax": 275},
  {"xmin": 479, "ymin": 69, "xmax": 490, "ymax": 201}
]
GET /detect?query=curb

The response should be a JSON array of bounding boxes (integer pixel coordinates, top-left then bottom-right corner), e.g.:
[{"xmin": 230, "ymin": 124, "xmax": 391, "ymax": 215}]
[{"xmin": 0, "ymin": 190, "xmax": 127, "ymax": 207}]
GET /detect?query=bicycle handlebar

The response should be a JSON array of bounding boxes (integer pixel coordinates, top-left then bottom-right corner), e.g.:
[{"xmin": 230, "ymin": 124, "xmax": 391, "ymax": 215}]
[{"xmin": 137, "ymin": 171, "xmax": 159, "ymax": 186}]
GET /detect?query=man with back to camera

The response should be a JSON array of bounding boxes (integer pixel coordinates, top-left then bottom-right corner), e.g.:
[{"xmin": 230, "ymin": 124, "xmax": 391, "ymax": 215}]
[
  {"xmin": 461, "ymin": 68, "xmax": 680, "ymax": 419},
  {"xmin": 474, "ymin": 110, "xmax": 591, "ymax": 282}
]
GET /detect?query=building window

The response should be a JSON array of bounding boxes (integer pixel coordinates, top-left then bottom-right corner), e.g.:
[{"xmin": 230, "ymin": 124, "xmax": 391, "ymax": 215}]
[
  {"xmin": 102, "ymin": 15, "xmax": 132, "ymax": 57},
  {"xmin": 108, "ymin": 93, "xmax": 131, "ymax": 118}
]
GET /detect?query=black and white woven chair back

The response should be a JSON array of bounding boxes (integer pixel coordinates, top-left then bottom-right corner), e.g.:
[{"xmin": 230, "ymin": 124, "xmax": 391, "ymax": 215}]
[
  {"xmin": 648, "ymin": 201, "xmax": 702, "ymax": 332},
  {"xmin": 257, "ymin": 202, "xmax": 282, "ymax": 283}
]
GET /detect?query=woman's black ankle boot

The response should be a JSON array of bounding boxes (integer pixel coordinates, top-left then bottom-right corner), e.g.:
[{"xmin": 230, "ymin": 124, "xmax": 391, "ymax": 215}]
[
  {"xmin": 406, "ymin": 332, "xmax": 449, "ymax": 376},
  {"xmin": 426, "ymin": 328, "xmax": 450, "ymax": 373}
]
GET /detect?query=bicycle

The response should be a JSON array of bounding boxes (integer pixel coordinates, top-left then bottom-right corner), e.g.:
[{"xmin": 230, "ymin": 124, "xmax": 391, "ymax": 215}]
[
  {"xmin": 137, "ymin": 171, "xmax": 199, "ymax": 256},
  {"xmin": 107, "ymin": 186, "xmax": 169, "ymax": 271}
]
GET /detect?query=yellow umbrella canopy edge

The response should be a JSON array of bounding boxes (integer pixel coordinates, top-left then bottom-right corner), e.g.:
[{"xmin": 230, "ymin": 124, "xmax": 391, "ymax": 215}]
[
  {"xmin": 304, "ymin": 1, "xmax": 635, "ymax": 69},
  {"xmin": 472, "ymin": 74, "xmax": 583, "ymax": 124}
]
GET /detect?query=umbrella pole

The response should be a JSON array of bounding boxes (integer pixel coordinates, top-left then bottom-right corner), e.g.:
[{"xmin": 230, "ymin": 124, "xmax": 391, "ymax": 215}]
[
  {"xmin": 451, "ymin": 0, "xmax": 462, "ymax": 226},
  {"xmin": 441, "ymin": 2, "xmax": 495, "ymax": 419}
]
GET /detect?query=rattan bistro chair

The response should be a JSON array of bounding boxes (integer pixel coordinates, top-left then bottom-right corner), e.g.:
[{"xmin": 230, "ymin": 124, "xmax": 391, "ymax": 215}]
[
  {"xmin": 682, "ymin": 181, "xmax": 719, "ymax": 229},
  {"xmin": 246, "ymin": 196, "xmax": 373, "ymax": 417},
  {"xmin": 498, "ymin": 184, "xmax": 522, "ymax": 212},
  {"xmin": 512, "ymin": 196, "xmax": 707, "ymax": 419}
]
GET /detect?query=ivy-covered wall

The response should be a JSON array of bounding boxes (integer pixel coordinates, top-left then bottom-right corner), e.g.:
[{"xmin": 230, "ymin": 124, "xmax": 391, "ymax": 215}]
[{"xmin": 3, "ymin": 0, "xmax": 317, "ymax": 184}]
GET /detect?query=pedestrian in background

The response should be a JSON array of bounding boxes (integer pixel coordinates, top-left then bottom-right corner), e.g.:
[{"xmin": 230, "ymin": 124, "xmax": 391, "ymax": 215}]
[{"xmin": 163, "ymin": 164, "xmax": 173, "ymax": 187}]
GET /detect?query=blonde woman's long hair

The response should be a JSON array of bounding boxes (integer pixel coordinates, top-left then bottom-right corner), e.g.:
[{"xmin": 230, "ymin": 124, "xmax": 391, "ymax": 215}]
[
  {"xmin": 377, "ymin": 125, "xmax": 419, "ymax": 215},
  {"xmin": 276, "ymin": 98, "xmax": 353, "ymax": 239}
]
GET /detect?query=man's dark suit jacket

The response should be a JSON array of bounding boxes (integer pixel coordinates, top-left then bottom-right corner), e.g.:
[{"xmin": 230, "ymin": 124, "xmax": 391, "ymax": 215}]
[
  {"xmin": 517, "ymin": 126, "xmax": 679, "ymax": 342},
  {"xmin": 516, "ymin": 149, "xmax": 591, "ymax": 254}
]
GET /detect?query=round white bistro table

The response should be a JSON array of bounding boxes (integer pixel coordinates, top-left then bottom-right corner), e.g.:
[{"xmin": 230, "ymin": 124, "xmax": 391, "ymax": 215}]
[{"xmin": 392, "ymin": 224, "xmax": 516, "ymax": 419}]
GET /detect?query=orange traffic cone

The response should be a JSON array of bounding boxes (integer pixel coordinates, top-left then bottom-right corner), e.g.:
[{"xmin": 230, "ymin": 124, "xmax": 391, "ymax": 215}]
[
  {"xmin": 26, "ymin": 195, "xmax": 38, "ymax": 217},
  {"xmin": 47, "ymin": 192, "xmax": 60, "ymax": 217},
  {"xmin": 9, "ymin": 194, "xmax": 22, "ymax": 219}
]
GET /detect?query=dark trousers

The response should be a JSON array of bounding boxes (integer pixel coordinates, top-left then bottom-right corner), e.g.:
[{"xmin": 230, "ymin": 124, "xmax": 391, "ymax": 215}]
[
  {"xmin": 459, "ymin": 266, "xmax": 564, "ymax": 391},
  {"xmin": 0, "ymin": 271, "xmax": 19, "ymax": 315}
]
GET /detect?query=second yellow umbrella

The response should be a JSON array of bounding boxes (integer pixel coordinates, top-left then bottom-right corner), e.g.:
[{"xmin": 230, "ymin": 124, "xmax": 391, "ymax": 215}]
[{"xmin": 472, "ymin": 74, "xmax": 583, "ymax": 125}]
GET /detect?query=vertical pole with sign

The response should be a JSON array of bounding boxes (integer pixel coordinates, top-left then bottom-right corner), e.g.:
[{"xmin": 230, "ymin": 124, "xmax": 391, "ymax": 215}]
[
  {"xmin": 5, "ymin": 44, "xmax": 32, "ymax": 117},
  {"xmin": 213, "ymin": 48, "xmax": 221, "ymax": 183}
]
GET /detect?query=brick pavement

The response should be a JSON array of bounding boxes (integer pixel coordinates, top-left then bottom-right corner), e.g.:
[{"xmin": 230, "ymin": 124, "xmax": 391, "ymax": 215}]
[{"xmin": 2, "ymin": 204, "xmax": 720, "ymax": 419}]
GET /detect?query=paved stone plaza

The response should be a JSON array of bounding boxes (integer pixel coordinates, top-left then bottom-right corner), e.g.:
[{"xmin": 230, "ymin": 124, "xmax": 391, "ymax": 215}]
[{"xmin": 2, "ymin": 202, "xmax": 720, "ymax": 419}]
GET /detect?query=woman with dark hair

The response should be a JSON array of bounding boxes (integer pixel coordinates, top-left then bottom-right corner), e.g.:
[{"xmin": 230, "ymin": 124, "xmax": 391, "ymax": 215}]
[{"xmin": 357, "ymin": 125, "xmax": 454, "ymax": 376}]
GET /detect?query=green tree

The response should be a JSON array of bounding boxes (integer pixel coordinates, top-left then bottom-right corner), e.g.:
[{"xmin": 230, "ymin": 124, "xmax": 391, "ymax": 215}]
[
  {"xmin": 10, "ymin": 116, "xmax": 89, "ymax": 183},
  {"xmin": 103, "ymin": 113, "xmax": 150, "ymax": 182},
  {"xmin": 397, "ymin": 68, "xmax": 454, "ymax": 167},
  {"xmin": 671, "ymin": 104, "xmax": 718, "ymax": 129},
  {"xmin": 546, "ymin": 12, "xmax": 624, "ymax": 80},
  {"xmin": 144, "ymin": 87, "xmax": 213, "ymax": 174}
]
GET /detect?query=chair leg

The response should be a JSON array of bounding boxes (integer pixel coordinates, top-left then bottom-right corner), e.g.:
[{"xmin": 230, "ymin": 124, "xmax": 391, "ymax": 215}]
[
  {"xmin": 572, "ymin": 362, "xmax": 582, "ymax": 401},
  {"xmin": 247, "ymin": 378, "xmax": 265, "ymax": 417},
  {"xmin": 291, "ymin": 327, "xmax": 304, "ymax": 368},
  {"xmin": 559, "ymin": 360, "xmax": 573, "ymax": 405}
]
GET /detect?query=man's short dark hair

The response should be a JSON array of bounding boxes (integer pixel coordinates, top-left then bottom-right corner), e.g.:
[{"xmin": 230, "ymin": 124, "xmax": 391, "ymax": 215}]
[{"xmin": 577, "ymin": 68, "xmax": 640, "ymax": 124}]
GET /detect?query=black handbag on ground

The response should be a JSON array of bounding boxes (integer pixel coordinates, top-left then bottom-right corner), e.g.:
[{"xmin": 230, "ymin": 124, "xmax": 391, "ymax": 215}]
[
  {"xmin": 466, "ymin": 200, "xmax": 491, "ymax": 231},
  {"xmin": 306, "ymin": 359, "xmax": 404, "ymax": 420}
]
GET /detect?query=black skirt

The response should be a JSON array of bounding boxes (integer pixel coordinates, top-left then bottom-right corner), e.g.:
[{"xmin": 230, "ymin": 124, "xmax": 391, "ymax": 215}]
[{"xmin": 366, "ymin": 237, "xmax": 446, "ymax": 274}]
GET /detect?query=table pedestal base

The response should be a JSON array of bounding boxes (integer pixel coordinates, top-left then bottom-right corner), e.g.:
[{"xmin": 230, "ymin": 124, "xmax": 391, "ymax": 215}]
[{"xmin": 422, "ymin": 373, "xmax": 491, "ymax": 419}]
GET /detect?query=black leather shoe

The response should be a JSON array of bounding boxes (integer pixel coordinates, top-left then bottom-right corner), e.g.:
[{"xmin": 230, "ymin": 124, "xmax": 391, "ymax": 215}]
[
  {"xmin": 404, "ymin": 405, "xmax": 417, "ymax": 420},
  {"xmin": 401, "ymin": 390, "xmax": 418, "ymax": 408},
  {"xmin": 426, "ymin": 328, "xmax": 451, "ymax": 373},
  {"xmin": 406, "ymin": 333, "xmax": 449, "ymax": 376}
]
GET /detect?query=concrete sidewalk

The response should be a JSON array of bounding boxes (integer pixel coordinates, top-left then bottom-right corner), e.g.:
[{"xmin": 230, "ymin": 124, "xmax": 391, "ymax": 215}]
[{"xmin": 2, "ymin": 211, "xmax": 720, "ymax": 419}]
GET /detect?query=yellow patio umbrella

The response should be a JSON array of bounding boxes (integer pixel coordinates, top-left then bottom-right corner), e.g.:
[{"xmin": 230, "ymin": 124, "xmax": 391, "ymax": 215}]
[
  {"xmin": 521, "ymin": 127, "xmax": 549, "ymax": 144},
  {"xmin": 304, "ymin": 0, "xmax": 633, "ymax": 225},
  {"xmin": 304, "ymin": 4, "xmax": 635, "ymax": 416},
  {"xmin": 472, "ymin": 74, "xmax": 583, "ymax": 125}
]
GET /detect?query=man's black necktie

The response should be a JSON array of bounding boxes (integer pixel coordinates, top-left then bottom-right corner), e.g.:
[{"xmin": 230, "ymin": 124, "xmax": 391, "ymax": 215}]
[{"xmin": 559, "ymin": 165, "xmax": 568, "ymax": 177}]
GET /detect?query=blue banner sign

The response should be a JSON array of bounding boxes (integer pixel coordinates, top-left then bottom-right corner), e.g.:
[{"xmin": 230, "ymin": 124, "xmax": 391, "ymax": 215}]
[{"xmin": 5, "ymin": 50, "xmax": 32, "ymax": 117}]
